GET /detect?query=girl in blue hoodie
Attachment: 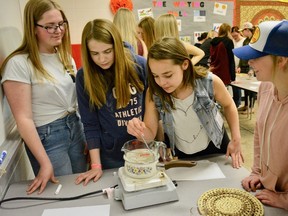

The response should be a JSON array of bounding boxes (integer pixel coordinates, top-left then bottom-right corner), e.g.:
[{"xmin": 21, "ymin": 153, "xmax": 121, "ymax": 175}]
[{"xmin": 75, "ymin": 19, "xmax": 147, "ymax": 185}]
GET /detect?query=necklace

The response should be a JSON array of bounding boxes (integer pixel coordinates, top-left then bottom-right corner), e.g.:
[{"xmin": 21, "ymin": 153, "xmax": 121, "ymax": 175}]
[
  {"xmin": 177, "ymin": 103, "xmax": 193, "ymax": 116},
  {"xmin": 175, "ymin": 125, "xmax": 204, "ymax": 144}
]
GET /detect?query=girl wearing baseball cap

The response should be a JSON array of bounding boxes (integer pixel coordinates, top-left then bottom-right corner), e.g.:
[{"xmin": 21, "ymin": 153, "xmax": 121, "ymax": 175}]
[{"xmin": 233, "ymin": 20, "xmax": 288, "ymax": 210}]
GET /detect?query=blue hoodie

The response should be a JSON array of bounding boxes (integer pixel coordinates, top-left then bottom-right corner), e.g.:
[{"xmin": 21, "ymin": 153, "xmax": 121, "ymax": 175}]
[{"xmin": 76, "ymin": 42, "xmax": 147, "ymax": 169}]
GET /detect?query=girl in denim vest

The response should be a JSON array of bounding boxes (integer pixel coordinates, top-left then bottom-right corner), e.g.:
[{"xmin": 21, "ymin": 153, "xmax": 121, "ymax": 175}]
[{"xmin": 128, "ymin": 37, "xmax": 243, "ymax": 168}]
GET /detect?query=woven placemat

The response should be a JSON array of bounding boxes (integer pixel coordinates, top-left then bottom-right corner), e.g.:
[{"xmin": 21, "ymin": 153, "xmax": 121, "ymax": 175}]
[{"xmin": 198, "ymin": 188, "xmax": 264, "ymax": 216}]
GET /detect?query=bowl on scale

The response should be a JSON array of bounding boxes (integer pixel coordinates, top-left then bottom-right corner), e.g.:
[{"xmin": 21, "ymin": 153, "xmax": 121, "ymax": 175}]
[{"xmin": 121, "ymin": 139, "xmax": 166, "ymax": 179}]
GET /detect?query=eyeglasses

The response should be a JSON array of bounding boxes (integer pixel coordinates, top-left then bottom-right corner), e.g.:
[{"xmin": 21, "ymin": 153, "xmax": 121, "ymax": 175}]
[{"xmin": 36, "ymin": 21, "xmax": 67, "ymax": 34}]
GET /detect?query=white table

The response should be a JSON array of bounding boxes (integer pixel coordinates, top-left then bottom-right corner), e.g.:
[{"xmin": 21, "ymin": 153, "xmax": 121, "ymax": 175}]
[
  {"xmin": 231, "ymin": 73, "xmax": 260, "ymax": 93},
  {"xmin": 230, "ymin": 73, "xmax": 260, "ymax": 119},
  {"xmin": 0, "ymin": 155, "xmax": 287, "ymax": 216}
]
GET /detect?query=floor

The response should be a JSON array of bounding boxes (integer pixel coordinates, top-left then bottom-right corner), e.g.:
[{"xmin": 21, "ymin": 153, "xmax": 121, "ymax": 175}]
[{"xmin": 224, "ymin": 101, "xmax": 257, "ymax": 172}]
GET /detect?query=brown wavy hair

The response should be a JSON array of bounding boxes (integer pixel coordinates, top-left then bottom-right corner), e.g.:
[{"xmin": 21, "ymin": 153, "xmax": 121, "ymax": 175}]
[{"xmin": 147, "ymin": 37, "xmax": 205, "ymax": 111}]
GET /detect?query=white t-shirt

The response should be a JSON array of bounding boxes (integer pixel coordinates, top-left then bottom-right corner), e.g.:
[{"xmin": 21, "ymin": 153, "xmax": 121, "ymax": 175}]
[
  {"xmin": 172, "ymin": 93, "xmax": 210, "ymax": 154},
  {"xmin": 233, "ymin": 37, "xmax": 245, "ymax": 68},
  {"xmin": 1, "ymin": 53, "xmax": 77, "ymax": 127}
]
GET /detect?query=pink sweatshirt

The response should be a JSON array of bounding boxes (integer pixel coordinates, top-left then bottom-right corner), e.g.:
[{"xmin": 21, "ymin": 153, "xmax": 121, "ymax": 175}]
[{"xmin": 251, "ymin": 82, "xmax": 288, "ymax": 192}]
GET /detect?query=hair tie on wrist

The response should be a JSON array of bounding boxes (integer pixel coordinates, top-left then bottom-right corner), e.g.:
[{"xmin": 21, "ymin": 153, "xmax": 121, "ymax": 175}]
[{"xmin": 91, "ymin": 163, "xmax": 102, "ymax": 169}]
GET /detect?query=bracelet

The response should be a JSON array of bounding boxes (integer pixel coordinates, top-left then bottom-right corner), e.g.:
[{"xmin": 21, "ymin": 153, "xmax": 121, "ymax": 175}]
[{"xmin": 91, "ymin": 163, "xmax": 102, "ymax": 169}]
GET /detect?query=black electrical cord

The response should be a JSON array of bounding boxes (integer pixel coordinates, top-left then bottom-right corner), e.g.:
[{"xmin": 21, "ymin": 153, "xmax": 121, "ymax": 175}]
[{"xmin": 0, "ymin": 184, "xmax": 118, "ymax": 207}]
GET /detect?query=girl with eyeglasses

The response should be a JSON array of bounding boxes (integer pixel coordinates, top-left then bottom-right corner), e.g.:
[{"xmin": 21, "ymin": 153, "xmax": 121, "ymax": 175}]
[{"xmin": 1, "ymin": 0, "xmax": 87, "ymax": 194}]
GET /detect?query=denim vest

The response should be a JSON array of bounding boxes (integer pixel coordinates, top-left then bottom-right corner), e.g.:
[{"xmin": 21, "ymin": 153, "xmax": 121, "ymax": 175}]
[{"xmin": 154, "ymin": 72, "xmax": 224, "ymax": 155}]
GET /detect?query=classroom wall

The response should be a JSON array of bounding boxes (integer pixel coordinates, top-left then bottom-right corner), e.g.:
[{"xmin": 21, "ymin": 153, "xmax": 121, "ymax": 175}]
[
  {"xmin": 132, "ymin": 0, "xmax": 234, "ymax": 43},
  {"xmin": 235, "ymin": 0, "xmax": 288, "ymax": 26},
  {"xmin": 0, "ymin": 0, "xmax": 23, "ymax": 147},
  {"xmin": 57, "ymin": 0, "xmax": 114, "ymax": 44},
  {"xmin": 63, "ymin": 0, "xmax": 287, "ymax": 69},
  {"xmin": 59, "ymin": 0, "xmax": 235, "ymax": 68},
  {"xmin": 57, "ymin": 0, "xmax": 113, "ymax": 68},
  {"xmin": 0, "ymin": 0, "xmax": 34, "ymax": 200}
]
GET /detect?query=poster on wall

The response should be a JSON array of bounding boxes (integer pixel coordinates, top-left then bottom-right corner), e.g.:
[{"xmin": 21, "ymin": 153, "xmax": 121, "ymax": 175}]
[
  {"xmin": 179, "ymin": 36, "xmax": 191, "ymax": 43},
  {"xmin": 194, "ymin": 10, "xmax": 206, "ymax": 22},
  {"xmin": 137, "ymin": 8, "xmax": 153, "ymax": 20},
  {"xmin": 213, "ymin": 2, "xmax": 228, "ymax": 16},
  {"xmin": 213, "ymin": 23, "xmax": 223, "ymax": 32},
  {"xmin": 132, "ymin": 0, "xmax": 234, "ymax": 44}
]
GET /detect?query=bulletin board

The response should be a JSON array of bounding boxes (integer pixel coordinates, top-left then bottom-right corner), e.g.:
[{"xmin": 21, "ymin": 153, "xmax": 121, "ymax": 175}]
[{"xmin": 132, "ymin": 0, "xmax": 234, "ymax": 44}]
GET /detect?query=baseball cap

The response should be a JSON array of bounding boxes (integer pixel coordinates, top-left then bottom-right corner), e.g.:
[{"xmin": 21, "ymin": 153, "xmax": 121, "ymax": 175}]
[
  {"xmin": 233, "ymin": 20, "xmax": 288, "ymax": 60},
  {"xmin": 239, "ymin": 22, "xmax": 253, "ymax": 31}
]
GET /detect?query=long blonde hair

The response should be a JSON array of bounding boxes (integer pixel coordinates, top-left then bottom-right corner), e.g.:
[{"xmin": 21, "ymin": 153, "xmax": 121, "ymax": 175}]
[
  {"xmin": 81, "ymin": 19, "xmax": 144, "ymax": 109},
  {"xmin": 154, "ymin": 14, "xmax": 179, "ymax": 40},
  {"xmin": 138, "ymin": 16, "xmax": 155, "ymax": 50},
  {"xmin": 0, "ymin": 0, "xmax": 73, "ymax": 80},
  {"xmin": 113, "ymin": 8, "xmax": 139, "ymax": 54}
]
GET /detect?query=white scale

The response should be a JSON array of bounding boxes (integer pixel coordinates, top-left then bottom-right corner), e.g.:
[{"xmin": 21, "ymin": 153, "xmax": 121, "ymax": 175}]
[{"xmin": 114, "ymin": 167, "xmax": 179, "ymax": 210}]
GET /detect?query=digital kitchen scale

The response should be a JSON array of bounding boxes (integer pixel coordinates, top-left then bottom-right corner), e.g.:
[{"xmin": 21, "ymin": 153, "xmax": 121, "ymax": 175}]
[{"xmin": 114, "ymin": 167, "xmax": 179, "ymax": 210}]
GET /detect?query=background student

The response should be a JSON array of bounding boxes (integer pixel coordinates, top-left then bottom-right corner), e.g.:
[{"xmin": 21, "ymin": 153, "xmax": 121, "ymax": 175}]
[
  {"xmin": 127, "ymin": 37, "xmax": 243, "ymax": 169},
  {"xmin": 137, "ymin": 16, "xmax": 156, "ymax": 51},
  {"xmin": 237, "ymin": 22, "xmax": 257, "ymax": 113},
  {"xmin": 0, "ymin": 0, "xmax": 87, "ymax": 194},
  {"xmin": 210, "ymin": 23, "xmax": 235, "ymax": 86},
  {"xmin": 231, "ymin": 26, "xmax": 246, "ymax": 108},
  {"xmin": 75, "ymin": 19, "xmax": 147, "ymax": 185},
  {"xmin": 233, "ymin": 20, "xmax": 288, "ymax": 210},
  {"xmin": 194, "ymin": 32, "xmax": 207, "ymax": 48},
  {"xmin": 154, "ymin": 13, "xmax": 205, "ymax": 66},
  {"xmin": 113, "ymin": 8, "xmax": 148, "ymax": 58},
  {"xmin": 194, "ymin": 32, "xmax": 212, "ymax": 69}
]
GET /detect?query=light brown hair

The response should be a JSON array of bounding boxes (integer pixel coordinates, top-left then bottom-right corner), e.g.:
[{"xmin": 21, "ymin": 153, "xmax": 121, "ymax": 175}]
[
  {"xmin": 138, "ymin": 16, "xmax": 156, "ymax": 50},
  {"xmin": 81, "ymin": 19, "xmax": 144, "ymax": 109},
  {"xmin": 218, "ymin": 23, "xmax": 231, "ymax": 37}
]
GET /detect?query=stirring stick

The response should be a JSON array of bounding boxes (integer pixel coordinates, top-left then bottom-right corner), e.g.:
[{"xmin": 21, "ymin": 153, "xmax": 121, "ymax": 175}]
[{"xmin": 141, "ymin": 134, "xmax": 154, "ymax": 155}]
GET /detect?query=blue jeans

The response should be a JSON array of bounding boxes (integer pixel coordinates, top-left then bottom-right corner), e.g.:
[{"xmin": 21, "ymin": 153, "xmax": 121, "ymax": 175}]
[
  {"xmin": 26, "ymin": 112, "xmax": 87, "ymax": 176},
  {"xmin": 232, "ymin": 86, "xmax": 242, "ymax": 108}
]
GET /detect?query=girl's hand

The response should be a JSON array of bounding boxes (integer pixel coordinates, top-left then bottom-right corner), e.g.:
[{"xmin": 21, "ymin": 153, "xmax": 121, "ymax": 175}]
[
  {"xmin": 127, "ymin": 118, "xmax": 146, "ymax": 139},
  {"xmin": 256, "ymin": 189, "xmax": 288, "ymax": 210},
  {"xmin": 75, "ymin": 168, "xmax": 103, "ymax": 186},
  {"xmin": 226, "ymin": 139, "xmax": 244, "ymax": 169},
  {"xmin": 26, "ymin": 163, "xmax": 58, "ymax": 194},
  {"xmin": 241, "ymin": 175, "xmax": 262, "ymax": 192}
]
